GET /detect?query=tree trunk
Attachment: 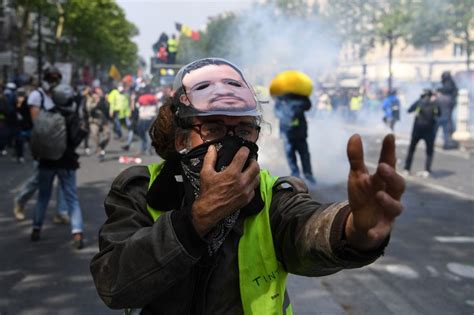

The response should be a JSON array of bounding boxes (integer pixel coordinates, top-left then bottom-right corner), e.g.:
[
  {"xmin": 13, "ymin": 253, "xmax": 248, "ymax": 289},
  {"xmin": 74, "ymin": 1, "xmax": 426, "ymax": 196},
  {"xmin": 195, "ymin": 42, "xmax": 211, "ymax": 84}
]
[
  {"xmin": 17, "ymin": 8, "xmax": 31, "ymax": 75},
  {"xmin": 388, "ymin": 36, "xmax": 394, "ymax": 91},
  {"xmin": 464, "ymin": 28, "xmax": 471, "ymax": 71}
]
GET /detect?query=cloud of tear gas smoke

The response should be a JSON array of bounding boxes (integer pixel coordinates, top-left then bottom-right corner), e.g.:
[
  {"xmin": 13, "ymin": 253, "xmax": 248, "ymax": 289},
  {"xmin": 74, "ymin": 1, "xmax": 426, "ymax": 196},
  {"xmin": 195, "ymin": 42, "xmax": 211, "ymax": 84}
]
[{"xmin": 211, "ymin": 5, "xmax": 356, "ymax": 186}]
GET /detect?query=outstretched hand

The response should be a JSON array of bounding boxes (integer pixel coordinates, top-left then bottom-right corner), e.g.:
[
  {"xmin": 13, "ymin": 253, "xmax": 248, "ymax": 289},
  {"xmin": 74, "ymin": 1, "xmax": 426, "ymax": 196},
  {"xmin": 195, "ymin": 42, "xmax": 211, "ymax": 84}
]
[{"xmin": 345, "ymin": 134, "xmax": 405, "ymax": 251}]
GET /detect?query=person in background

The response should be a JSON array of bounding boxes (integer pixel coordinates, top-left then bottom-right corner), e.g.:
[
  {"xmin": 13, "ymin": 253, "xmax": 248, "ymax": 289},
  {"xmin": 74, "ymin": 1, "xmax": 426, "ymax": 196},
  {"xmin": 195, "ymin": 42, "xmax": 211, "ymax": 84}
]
[
  {"xmin": 0, "ymin": 84, "xmax": 9, "ymax": 156},
  {"xmin": 86, "ymin": 87, "xmax": 110, "ymax": 161},
  {"xmin": 275, "ymin": 92, "xmax": 317, "ymax": 186},
  {"xmin": 29, "ymin": 72, "xmax": 85, "ymax": 249},
  {"xmin": 436, "ymin": 71, "xmax": 458, "ymax": 149},
  {"xmin": 81, "ymin": 86, "xmax": 92, "ymax": 155},
  {"xmin": 107, "ymin": 84, "xmax": 123, "ymax": 140},
  {"xmin": 167, "ymin": 34, "xmax": 178, "ymax": 64},
  {"xmin": 403, "ymin": 89, "xmax": 440, "ymax": 178},
  {"xmin": 120, "ymin": 75, "xmax": 135, "ymax": 152},
  {"xmin": 136, "ymin": 85, "xmax": 158, "ymax": 155},
  {"xmin": 382, "ymin": 89, "xmax": 401, "ymax": 131},
  {"xmin": 12, "ymin": 87, "xmax": 32, "ymax": 163}
]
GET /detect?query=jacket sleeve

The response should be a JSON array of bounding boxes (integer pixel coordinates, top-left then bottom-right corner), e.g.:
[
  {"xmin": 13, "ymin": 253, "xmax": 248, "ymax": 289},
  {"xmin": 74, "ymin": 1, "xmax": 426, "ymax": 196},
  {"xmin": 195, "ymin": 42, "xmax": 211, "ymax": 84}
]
[
  {"xmin": 407, "ymin": 100, "xmax": 419, "ymax": 113},
  {"xmin": 90, "ymin": 166, "xmax": 202, "ymax": 309},
  {"xmin": 270, "ymin": 177, "xmax": 387, "ymax": 277}
]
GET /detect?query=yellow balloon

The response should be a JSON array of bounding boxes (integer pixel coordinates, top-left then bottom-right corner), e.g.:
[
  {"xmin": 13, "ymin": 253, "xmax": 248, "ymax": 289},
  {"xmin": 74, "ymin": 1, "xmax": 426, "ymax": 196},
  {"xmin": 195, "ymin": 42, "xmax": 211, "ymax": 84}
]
[{"xmin": 269, "ymin": 70, "xmax": 314, "ymax": 97}]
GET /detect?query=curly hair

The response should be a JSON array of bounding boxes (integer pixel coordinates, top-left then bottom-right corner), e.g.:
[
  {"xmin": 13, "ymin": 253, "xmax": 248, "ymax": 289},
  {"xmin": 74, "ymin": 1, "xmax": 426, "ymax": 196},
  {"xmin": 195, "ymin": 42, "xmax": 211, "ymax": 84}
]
[{"xmin": 149, "ymin": 97, "xmax": 178, "ymax": 160}]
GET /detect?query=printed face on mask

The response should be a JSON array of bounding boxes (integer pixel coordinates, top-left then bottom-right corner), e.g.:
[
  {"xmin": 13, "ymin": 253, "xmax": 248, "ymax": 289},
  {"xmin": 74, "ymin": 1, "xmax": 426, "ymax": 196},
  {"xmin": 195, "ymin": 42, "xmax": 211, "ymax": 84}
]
[{"xmin": 180, "ymin": 64, "xmax": 257, "ymax": 113}]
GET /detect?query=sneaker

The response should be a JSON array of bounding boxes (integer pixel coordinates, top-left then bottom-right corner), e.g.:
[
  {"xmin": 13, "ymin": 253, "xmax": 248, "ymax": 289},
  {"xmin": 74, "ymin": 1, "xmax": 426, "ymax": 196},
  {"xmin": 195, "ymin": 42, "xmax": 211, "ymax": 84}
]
[
  {"xmin": 1, "ymin": 150, "xmax": 7, "ymax": 156},
  {"xmin": 98, "ymin": 150, "xmax": 105, "ymax": 162},
  {"xmin": 84, "ymin": 147, "xmax": 91, "ymax": 156},
  {"xmin": 73, "ymin": 233, "xmax": 84, "ymax": 249},
  {"xmin": 53, "ymin": 213, "xmax": 70, "ymax": 225},
  {"xmin": 18, "ymin": 157, "xmax": 25, "ymax": 164},
  {"xmin": 122, "ymin": 144, "xmax": 130, "ymax": 151},
  {"xmin": 31, "ymin": 228, "xmax": 41, "ymax": 242},
  {"xmin": 417, "ymin": 170, "xmax": 430, "ymax": 178},
  {"xmin": 13, "ymin": 201, "xmax": 25, "ymax": 221},
  {"xmin": 401, "ymin": 169, "xmax": 411, "ymax": 177}
]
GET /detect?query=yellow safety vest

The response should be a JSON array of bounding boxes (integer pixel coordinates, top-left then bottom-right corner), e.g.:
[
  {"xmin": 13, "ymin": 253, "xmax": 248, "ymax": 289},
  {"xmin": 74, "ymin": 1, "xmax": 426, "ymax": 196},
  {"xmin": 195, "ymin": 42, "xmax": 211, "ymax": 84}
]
[
  {"xmin": 167, "ymin": 39, "xmax": 178, "ymax": 53},
  {"xmin": 146, "ymin": 162, "xmax": 293, "ymax": 314}
]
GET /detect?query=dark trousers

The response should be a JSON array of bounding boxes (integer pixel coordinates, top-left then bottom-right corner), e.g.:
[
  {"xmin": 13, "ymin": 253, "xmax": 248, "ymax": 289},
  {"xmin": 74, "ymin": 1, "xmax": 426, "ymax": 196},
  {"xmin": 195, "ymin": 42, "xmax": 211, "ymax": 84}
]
[
  {"xmin": 404, "ymin": 126, "xmax": 436, "ymax": 172},
  {"xmin": 283, "ymin": 135, "xmax": 313, "ymax": 178}
]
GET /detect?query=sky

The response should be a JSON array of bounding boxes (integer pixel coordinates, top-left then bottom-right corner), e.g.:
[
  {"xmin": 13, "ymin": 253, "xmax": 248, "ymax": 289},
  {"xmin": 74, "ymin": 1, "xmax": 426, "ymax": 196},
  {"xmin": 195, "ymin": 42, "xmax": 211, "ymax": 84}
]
[{"xmin": 116, "ymin": 0, "xmax": 254, "ymax": 67}]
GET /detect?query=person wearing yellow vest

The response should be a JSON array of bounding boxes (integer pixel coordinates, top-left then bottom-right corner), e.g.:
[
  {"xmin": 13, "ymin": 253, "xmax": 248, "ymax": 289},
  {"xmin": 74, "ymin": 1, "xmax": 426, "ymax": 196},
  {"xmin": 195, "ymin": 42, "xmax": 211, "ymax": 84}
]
[
  {"xmin": 91, "ymin": 58, "xmax": 405, "ymax": 314},
  {"xmin": 167, "ymin": 34, "xmax": 178, "ymax": 64}
]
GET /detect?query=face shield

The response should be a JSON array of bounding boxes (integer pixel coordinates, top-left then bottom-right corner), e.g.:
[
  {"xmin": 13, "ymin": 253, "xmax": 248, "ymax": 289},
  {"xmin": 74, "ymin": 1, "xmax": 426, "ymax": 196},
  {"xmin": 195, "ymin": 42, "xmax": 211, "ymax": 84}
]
[{"xmin": 173, "ymin": 58, "xmax": 261, "ymax": 118}]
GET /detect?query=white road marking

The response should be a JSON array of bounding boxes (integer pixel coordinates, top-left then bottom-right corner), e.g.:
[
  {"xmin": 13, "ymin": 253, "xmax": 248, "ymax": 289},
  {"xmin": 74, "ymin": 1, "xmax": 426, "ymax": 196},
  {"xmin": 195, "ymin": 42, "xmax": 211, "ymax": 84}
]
[
  {"xmin": 426, "ymin": 266, "xmax": 439, "ymax": 277},
  {"xmin": 447, "ymin": 263, "xmax": 474, "ymax": 279},
  {"xmin": 365, "ymin": 161, "xmax": 474, "ymax": 201},
  {"xmin": 435, "ymin": 236, "xmax": 474, "ymax": 243},
  {"xmin": 370, "ymin": 263, "xmax": 419, "ymax": 279}
]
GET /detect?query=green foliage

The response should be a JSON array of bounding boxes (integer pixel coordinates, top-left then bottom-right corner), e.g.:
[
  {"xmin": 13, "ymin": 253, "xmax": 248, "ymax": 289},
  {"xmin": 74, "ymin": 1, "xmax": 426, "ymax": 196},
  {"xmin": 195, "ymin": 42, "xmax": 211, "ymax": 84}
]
[
  {"xmin": 14, "ymin": 0, "xmax": 139, "ymax": 74},
  {"xmin": 62, "ymin": 0, "xmax": 138, "ymax": 73}
]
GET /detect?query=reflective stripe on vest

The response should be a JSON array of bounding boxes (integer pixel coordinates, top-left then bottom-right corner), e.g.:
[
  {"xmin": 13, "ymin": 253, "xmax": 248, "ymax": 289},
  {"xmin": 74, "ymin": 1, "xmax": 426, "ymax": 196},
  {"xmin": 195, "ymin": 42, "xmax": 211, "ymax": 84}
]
[{"xmin": 146, "ymin": 162, "xmax": 293, "ymax": 314}]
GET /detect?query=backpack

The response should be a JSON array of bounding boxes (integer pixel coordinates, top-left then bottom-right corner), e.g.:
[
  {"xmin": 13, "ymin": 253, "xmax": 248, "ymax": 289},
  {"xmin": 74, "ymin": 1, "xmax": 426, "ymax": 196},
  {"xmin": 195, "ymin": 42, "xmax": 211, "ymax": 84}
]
[
  {"xmin": 415, "ymin": 99, "xmax": 438, "ymax": 127},
  {"xmin": 30, "ymin": 90, "xmax": 67, "ymax": 160},
  {"xmin": 59, "ymin": 99, "xmax": 88, "ymax": 148}
]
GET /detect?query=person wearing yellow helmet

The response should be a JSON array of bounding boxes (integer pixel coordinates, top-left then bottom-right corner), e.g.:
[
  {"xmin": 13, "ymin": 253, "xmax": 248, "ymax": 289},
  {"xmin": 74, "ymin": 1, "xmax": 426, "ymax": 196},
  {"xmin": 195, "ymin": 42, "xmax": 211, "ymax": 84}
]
[{"xmin": 91, "ymin": 58, "xmax": 405, "ymax": 314}]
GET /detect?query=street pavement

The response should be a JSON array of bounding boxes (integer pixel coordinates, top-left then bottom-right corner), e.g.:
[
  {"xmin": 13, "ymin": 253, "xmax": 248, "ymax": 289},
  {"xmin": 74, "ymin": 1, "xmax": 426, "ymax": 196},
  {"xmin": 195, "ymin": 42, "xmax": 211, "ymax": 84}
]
[{"xmin": 0, "ymin": 112, "xmax": 472, "ymax": 314}]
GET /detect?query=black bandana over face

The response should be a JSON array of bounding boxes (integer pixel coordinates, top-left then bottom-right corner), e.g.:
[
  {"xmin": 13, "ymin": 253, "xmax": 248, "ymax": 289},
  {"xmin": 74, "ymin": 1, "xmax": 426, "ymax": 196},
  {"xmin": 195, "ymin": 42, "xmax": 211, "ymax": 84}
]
[{"xmin": 180, "ymin": 135, "xmax": 259, "ymax": 256}]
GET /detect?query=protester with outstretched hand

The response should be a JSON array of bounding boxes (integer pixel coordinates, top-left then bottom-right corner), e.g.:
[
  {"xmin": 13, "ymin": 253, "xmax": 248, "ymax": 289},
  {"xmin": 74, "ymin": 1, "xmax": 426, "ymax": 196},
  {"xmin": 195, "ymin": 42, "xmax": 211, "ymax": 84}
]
[{"xmin": 91, "ymin": 58, "xmax": 405, "ymax": 314}]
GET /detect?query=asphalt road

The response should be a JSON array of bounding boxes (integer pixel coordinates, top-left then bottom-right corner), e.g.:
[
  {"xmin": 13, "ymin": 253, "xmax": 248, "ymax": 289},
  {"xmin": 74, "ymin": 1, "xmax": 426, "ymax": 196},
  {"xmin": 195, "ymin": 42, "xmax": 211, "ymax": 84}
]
[{"xmin": 0, "ymin": 114, "xmax": 472, "ymax": 315}]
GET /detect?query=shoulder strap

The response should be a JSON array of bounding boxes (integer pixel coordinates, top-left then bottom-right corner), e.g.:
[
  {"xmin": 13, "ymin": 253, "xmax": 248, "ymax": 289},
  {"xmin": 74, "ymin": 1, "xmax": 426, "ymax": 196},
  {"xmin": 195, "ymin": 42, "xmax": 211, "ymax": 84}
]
[{"xmin": 36, "ymin": 89, "xmax": 45, "ymax": 110}]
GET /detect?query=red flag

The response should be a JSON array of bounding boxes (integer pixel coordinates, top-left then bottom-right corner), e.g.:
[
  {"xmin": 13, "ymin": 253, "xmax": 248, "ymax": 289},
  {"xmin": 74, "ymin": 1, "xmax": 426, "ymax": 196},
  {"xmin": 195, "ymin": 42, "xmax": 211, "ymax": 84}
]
[{"xmin": 191, "ymin": 31, "xmax": 200, "ymax": 41}]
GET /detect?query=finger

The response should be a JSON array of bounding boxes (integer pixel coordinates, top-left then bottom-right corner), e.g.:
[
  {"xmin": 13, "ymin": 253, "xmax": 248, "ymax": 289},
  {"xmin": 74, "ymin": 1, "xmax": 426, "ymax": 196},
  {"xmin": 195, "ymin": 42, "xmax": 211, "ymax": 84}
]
[
  {"xmin": 375, "ymin": 190, "xmax": 404, "ymax": 218},
  {"xmin": 377, "ymin": 163, "xmax": 406, "ymax": 200},
  {"xmin": 378, "ymin": 134, "xmax": 396, "ymax": 169},
  {"xmin": 201, "ymin": 145, "xmax": 218, "ymax": 174},
  {"xmin": 227, "ymin": 146, "xmax": 250, "ymax": 172},
  {"xmin": 347, "ymin": 134, "xmax": 368, "ymax": 173}
]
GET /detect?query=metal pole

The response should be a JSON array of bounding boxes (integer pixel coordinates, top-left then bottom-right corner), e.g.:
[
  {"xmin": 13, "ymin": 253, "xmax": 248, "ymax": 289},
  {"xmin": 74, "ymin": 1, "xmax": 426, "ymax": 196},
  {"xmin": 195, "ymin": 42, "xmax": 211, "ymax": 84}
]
[{"xmin": 37, "ymin": 5, "xmax": 42, "ymax": 83}]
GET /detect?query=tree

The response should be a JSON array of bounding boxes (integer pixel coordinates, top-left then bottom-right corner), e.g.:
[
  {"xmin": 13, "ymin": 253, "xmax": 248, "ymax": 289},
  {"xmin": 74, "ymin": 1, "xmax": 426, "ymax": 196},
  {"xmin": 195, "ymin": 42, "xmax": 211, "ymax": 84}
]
[
  {"xmin": 13, "ymin": 0, "xmax": 56, "ymax": 74},
  {"xmin": 12, "ymin": 0, "xmax": 139, "ymax": 76},
  {"xmin": 326, "ymin": 0, "xmax": 413, "ymax": 90},
  {"xmin": 61, "ymin": 0, "xmax": 138, "ymax": 74},
  {"xmin": 446, "ymin": 0, "xmax": 474, "ymax": 71}
]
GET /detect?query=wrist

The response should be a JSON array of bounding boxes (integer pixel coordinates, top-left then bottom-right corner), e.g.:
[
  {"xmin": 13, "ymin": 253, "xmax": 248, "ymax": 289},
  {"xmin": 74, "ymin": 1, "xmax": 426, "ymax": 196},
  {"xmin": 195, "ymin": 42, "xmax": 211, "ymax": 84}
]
[
  {"xmin": 191, "ymin": 201, "xmax": 214, "ymax": 237},
  {"xmin": 344, "ymin": 213, "xmax": 384, "ymax": 252}
]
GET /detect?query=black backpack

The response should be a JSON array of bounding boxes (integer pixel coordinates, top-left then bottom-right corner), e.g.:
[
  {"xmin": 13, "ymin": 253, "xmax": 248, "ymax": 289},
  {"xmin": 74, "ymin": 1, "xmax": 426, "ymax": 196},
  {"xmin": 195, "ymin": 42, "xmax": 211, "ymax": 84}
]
[
  {"xmin": 52, "ymin": 84, "xmax": 88, "ymax": 148},
  {"xmin": 30, "ymin": 90, "xmax": 67, "ymax": 160},
  {"xmin": 415, "ymin": 99, "xmax": 438, "ymax": 127}
]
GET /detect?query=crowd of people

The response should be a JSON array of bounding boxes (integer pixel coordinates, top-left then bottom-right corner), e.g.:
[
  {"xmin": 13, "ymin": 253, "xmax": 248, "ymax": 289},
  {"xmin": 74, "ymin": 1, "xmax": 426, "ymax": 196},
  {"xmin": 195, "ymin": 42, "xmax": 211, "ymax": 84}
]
[{"xmin": 0, "ymin": 67, "xmax": 171, "ymax": 249}]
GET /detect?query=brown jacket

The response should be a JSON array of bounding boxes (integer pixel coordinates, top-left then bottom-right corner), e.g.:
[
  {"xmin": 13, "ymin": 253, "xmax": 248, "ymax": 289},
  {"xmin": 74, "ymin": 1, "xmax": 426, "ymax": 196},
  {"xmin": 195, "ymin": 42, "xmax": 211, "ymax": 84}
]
[{"xmin": 90, "ymin": 164, "xmax": 387, "ymax": 314}]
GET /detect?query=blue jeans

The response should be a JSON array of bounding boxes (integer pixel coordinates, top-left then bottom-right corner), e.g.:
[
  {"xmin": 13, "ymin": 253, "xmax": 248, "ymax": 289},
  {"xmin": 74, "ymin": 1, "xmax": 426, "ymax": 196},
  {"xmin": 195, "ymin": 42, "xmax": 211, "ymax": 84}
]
[
  {"xmin": 33, "ymin": 168, "xmax": 83, "ymax": 234},
  {"xmin": 113, "ymin": 112, "xmax": 122, "ymax": 139},
  {"xmin": 137, "ymin": 118, "xmax": 153, "ymax": 153},
  {"xmin": 16, "ymin": 160, "xmax": 68, "ymax": 215}
]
